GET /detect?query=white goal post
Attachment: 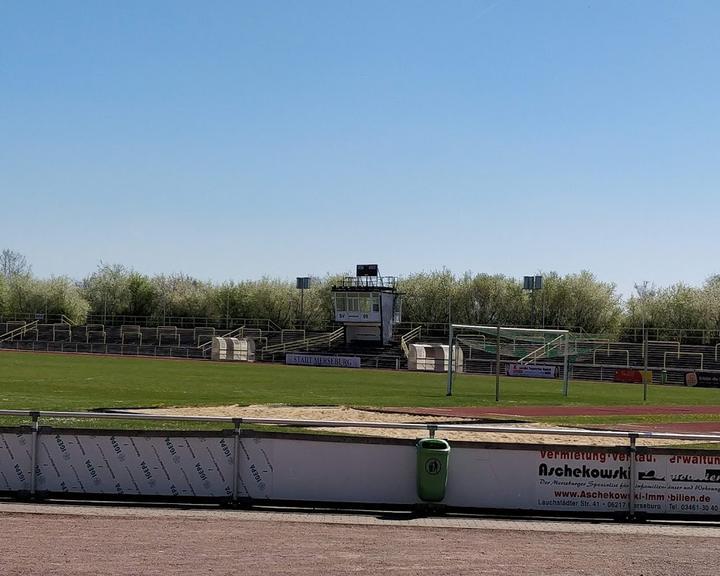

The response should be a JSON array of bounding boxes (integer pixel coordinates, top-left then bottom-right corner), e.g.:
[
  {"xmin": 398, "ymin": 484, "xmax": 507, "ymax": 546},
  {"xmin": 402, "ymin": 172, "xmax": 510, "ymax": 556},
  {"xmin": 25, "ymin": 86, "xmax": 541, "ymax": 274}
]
[{"xmin": 447, "ymin": 324, "xmax": 571, "ymax": 399}]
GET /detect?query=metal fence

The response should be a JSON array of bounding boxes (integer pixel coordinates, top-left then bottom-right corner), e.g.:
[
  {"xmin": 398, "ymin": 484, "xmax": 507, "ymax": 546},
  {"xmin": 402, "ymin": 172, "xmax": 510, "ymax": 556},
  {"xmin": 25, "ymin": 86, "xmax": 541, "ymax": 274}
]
[{"xmin": 0, "ymin": 340, "xmax": 205, "ymax": 359}]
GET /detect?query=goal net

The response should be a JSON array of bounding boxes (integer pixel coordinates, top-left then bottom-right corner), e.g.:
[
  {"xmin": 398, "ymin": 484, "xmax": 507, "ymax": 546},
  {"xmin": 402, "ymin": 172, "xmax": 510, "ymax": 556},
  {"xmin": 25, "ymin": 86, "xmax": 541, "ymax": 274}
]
[{"xmin": 447, "ymin": 324, "xmax": 572, "ymax": 399}]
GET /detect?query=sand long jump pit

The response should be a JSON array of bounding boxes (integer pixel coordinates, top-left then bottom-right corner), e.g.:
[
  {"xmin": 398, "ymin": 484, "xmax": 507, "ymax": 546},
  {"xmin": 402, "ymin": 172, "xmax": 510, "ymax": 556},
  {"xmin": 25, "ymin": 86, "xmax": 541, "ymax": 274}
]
[{"xmin": 125, "ymin": 404, "xmax": 716, "ymax": 447}]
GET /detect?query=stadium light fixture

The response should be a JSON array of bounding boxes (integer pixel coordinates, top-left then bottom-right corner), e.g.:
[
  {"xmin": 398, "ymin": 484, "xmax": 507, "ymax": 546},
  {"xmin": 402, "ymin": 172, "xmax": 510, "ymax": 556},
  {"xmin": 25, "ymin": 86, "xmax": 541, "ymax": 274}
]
[
  {"xmin": 523, "ymin": 275, "xmax": 543, "ymax": 328},
  {"xmin": 296, "ymin": 277, "xmax": 311, "ymax": 328}
]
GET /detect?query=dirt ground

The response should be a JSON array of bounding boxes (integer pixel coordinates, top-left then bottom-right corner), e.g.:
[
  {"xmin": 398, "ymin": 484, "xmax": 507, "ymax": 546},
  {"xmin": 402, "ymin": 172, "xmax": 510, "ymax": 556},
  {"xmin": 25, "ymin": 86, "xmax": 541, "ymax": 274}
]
[
  {"xmin": 2, "ymin": 503, "xmax": 719, "ymax": 576},
  {"xmin": 129, "ymin": 405, "xmax": 716, "ymax": 447}
]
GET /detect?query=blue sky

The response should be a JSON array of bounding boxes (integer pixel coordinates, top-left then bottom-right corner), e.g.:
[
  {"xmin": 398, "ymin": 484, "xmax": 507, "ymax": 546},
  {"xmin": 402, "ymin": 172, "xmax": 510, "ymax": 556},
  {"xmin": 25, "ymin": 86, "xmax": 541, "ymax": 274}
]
[{"xmin": 2, "ymin": 0, "xmax": 719, "ymax": 297}]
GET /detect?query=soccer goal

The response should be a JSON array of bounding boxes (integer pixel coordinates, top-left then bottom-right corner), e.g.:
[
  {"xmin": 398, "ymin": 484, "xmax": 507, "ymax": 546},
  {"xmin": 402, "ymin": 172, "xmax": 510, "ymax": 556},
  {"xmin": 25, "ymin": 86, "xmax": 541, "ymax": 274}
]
[{"xmin": 447, "ymin": 324, "xmax": 571, "ymax": 399}]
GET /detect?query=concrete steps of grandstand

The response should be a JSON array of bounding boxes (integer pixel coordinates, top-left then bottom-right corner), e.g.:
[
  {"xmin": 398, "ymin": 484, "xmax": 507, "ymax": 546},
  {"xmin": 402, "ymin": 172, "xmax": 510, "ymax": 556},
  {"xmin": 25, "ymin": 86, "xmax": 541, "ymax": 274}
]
[
  {"xmin": 0, "ymin": 324, "xmax": 205, "ymax": 359},
  {"xmin": 573, "ymin": 342, "xmax": 720, "ymax": 372}
]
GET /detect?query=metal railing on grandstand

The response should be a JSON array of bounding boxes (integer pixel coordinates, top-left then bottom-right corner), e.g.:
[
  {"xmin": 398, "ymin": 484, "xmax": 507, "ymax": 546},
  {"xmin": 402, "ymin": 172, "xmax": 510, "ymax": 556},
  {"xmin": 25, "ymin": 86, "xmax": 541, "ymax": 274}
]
[
  {"xmin": 0, "ymin": 340, "xmax": 206, "ymax": 360},
  {"xmin": 0, "ymin": 339, "xmax": 406, "ymax": 368},
  {"xmin": 260, "ymin": 328, "xmax": 345, "ymax": 359},
  {"xmin": 4, "ymin": 312, "xmax": 720, "ymax": 345},
  {"xmin": 0, "ymin": 314, "xmax": 289, "ymax": 332}
]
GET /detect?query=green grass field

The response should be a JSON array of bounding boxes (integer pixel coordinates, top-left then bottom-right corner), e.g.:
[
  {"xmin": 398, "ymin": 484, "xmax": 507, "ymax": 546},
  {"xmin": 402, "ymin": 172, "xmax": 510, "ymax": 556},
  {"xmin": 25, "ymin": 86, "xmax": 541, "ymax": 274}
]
[{"xmin": 3, "ymin": 351, "xmax": 720, "ymax": 413}]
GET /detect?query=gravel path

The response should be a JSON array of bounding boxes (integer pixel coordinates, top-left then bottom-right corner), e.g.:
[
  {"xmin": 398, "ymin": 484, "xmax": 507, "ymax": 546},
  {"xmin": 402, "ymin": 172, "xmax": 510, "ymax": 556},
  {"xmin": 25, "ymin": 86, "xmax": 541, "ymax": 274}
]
[{"xmin": 2, "ymin": 503, "xmax": 719, "ymax": 575}]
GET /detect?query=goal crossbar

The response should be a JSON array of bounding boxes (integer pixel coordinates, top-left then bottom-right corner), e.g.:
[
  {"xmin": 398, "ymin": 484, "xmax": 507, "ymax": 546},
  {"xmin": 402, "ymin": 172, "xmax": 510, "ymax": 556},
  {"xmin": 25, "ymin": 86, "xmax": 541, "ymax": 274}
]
[{"xmin": 450, "ymin": 324, "xmax": 569, "ymax": 335}]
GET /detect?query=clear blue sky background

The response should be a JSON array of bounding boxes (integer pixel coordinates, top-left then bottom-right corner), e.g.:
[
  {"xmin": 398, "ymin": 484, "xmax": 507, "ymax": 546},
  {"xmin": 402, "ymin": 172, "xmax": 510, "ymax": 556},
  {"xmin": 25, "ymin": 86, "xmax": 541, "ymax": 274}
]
[{"xmin": 2, "ymin": 0, "xmax": 719, "ymax": 297}]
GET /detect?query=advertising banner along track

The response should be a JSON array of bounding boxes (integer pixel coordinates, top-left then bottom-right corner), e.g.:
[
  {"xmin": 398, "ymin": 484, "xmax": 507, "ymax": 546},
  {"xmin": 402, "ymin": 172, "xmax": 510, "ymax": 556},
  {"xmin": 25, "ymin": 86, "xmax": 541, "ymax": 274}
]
[{"xmin": 2, "ymin": 425, "xmax": 720, "ymax": 519}]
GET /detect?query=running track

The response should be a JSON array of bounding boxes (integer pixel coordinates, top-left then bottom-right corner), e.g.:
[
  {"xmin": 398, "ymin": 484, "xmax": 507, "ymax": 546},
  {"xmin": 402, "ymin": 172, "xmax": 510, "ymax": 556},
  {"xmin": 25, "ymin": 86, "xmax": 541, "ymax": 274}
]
[{"xmin": 378, "ymin": 405, "xmax": 720, "ymax": 433}]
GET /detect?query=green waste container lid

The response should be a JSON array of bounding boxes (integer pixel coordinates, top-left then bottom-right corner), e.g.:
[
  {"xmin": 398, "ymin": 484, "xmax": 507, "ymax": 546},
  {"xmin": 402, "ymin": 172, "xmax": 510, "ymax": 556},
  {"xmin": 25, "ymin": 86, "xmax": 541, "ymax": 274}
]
[{"xmin": 417, "ymin": 438, "xmax": 450, "ymax": 450}]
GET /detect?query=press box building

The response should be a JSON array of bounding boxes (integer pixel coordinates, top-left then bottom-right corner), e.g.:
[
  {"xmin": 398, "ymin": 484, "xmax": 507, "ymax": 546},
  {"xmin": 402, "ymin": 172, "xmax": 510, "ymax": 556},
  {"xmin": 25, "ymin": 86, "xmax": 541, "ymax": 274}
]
[{"xmin": 331, "ymin": 265, "xmax": 402, "ymax": 345}]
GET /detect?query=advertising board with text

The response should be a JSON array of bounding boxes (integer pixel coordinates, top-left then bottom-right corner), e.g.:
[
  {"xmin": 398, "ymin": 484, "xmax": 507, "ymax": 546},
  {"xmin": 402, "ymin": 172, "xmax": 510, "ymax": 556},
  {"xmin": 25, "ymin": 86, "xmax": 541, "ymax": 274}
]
[
  {"xmin": 446, "ymin": 447, "xmax": 720, "ymax": 515},
  {"xmin": 506, "ymin": 363, "xmax": 558, "ymax": 378},
  {"xmin": 2, "ymin": 428, "xmax": 720, "ymax": 517}
]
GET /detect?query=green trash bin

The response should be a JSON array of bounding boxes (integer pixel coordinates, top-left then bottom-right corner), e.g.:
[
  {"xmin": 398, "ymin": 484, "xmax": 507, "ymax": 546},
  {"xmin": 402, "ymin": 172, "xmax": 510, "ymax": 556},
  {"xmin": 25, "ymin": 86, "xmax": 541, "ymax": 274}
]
[
  {"xmin": 417, "ymin": 438, "xmax": 451, "ymax": 502},
  {"xmin": 661, "ymin": 369, "xmax": 667, "ymax": 385}
]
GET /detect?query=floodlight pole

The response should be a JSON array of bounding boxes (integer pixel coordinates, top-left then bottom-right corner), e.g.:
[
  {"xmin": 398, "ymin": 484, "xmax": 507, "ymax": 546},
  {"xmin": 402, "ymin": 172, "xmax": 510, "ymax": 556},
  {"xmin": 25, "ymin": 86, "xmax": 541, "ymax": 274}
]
[
  {"xmin": 638, "ymin": 280, "xmax": 650, "ymax": 401},
  {"xmin": 300, "ymin": 287, "xmax": 304, "ymax": 327},
  {"xmin": 495, "ymin": 325, "xmax": 501, "ymax": 402},
  {"xmin": 296, "ymin": 277, "xmax": 311, "ymax": 329},
  {"xmin": 562, "ymin": 332, "xmax": 570, "ymax": 397},
  {"xmin": 446, "ymin": 324, "xmax": 454, "ymax": 396},
  {"xmin": 643, "ymin": 326, "xmax": 649, "ymax": 402},
  {"xmin": 523, "ymin": 275, "xmax": 543, "ymax": 329}
]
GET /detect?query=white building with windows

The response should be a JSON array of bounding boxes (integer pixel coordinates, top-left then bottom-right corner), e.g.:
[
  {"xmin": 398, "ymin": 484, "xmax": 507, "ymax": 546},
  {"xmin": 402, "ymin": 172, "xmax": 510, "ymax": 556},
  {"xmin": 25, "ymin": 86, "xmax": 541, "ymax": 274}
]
[{"xmin": 331, "ymin": 267, "xmax": 402, "ymax": 345}]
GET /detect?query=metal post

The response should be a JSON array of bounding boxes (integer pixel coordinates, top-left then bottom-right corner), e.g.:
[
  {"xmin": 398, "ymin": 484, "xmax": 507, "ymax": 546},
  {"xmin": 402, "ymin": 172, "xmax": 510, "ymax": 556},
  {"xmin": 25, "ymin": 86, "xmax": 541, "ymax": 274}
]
[
  {"xmin": 300, "ymin": 287, "xmax": 304, "ymax": 329},
  {"xmin": 446, "ymin": 324, "xmax": 454, "ymax": 396},
  {"xmin": 231, "ymin": 418, "xmax": 242, "ymax": 504},
  {"xmin": 628, "ymin": 434, "xmax": 637, "ymax": 521},
  {"xmin": 30, "ymin": 412, "xmax": 39, "ymax": 497},
  {"xmin": 643, "ymin": 328, "xmax": 649, "ymax": 402},
  {"xmin": 427, "ymin": 424, "xmax": 437, "ymax": 439},
  {"xmin": 562, "ymin": 333, "xmax": 570, "ymax": 397},
  {"xmin": 226, "ymin": 293, "xmax": 230, "ymax": 330},
  {"xmin": 495, "ymin": 325, "xmax": 501, "ymax": 402},
  {"xmin": 531, "ymin": 288, "xmax": 536, "ymax": 328}
]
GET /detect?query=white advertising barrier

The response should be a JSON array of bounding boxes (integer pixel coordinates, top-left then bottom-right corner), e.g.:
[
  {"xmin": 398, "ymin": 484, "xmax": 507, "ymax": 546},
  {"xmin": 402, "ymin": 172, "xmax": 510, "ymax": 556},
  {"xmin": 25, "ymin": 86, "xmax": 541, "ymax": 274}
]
[
  {"xmin": 285, "ymin": 353, "xmax": 361, "ymax": 369},
  {"xmin": 36, "ymin": 433, "xmax": 235, "ymax": 498},
  {"xmin": 0, "ymin": 429, "xmax": 415, "ymax": 504},
  {"xmin": 506, "ymin": 363, "xmax": 558, "ymax": 379},
  {"xmin": 0, "ymin": 432, "xmax": 32, "ymax": 491},
  {"xmin": 38, "ymin": 433, "xmax": 273, "ymax": 500},
  {"xmin": 445, "ymin": 447, "xmax": 720, "ymax": 515},
  {"xmin": 262, "ymin": 438, "xmax": 415, "ymax": 504},
  {"xmin": 3, "ymin": 425, "xmax": 720, "ymax": 517}
]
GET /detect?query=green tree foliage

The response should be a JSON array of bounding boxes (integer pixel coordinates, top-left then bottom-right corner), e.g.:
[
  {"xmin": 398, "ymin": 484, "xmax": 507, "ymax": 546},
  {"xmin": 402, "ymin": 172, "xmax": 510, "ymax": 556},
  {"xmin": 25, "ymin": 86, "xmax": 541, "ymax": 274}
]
[
  {"xmin": 0, "ymin": 275, "xmax": 7, "ymax": 317},
  {"xmin": 2, "ymin": 250, "xmax": 720, "ymax": 340},
  {"xmin": 36, "ymin": 277, "xmax": 90, "ymax": 324},
  {"xmin": 0, "ymin": 271, "xmax": 88, "ymax": 324},
  {"xmin": 82, "ymin": 264, "xmax": 132, "ymax": 320},
  {"xmin": 126, "ymin": 272, "xmax": 158, "ymax": 317},
  {"xmin": 302, "ymin": 274, "xmax": 345, "ymax": 330},
  {"xmin": 398, "ymin": 270, "xmax": 622, "ymax": 333},
  {"xmin": 151, "ymin": 274, "xmax": 213, "ymax": 321},
  {"xmin": 451, "ymin": 273, "xmax": 528, "ymax": 326},
  {"xmin": 4, "ymin": 274, "xmax": 38, "ymax": 316},
  {"xmin": 207, "ymin": 282, "xmax": 249, "ymax": 327},
  {"xmin": 399, "ymin": 269, "xmax": 455, "ymax": 324},
  {"xmin": 539, "ymin": 271, "xmax": 622, "ymax": 333},
  {"xmin": 623, "ymin": 280, "xmax": 718, "ymax": 343},
  {"xmin": 245, "ymin": 277, "xmax": 296, "ymax": 328},
  {"xmin": 699, "ymin": 276, "xmax": 720, "ymax": 335}
]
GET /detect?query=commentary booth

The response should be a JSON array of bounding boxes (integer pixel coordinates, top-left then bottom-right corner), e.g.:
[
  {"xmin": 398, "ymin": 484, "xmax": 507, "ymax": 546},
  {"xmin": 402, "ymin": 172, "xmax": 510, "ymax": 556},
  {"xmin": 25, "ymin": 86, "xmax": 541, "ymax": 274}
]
[{"xmin": 331, "ymin": 265, "xmax": 402, "ymax": 345}]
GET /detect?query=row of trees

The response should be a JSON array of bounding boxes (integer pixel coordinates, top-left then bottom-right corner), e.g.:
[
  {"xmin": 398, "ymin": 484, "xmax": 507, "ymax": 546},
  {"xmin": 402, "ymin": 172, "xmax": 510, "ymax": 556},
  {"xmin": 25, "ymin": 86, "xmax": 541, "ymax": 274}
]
[{"xmin": 2, "ymin": 250, "xmax": 720, "ymax": 337}]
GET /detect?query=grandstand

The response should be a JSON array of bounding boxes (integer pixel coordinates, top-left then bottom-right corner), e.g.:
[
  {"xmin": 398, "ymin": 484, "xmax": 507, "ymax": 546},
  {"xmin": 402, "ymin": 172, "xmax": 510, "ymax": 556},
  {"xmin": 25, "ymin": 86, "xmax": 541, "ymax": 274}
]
[{"xmin": 2, "ymin": 314, "xmax": 720, "ymax": 386}]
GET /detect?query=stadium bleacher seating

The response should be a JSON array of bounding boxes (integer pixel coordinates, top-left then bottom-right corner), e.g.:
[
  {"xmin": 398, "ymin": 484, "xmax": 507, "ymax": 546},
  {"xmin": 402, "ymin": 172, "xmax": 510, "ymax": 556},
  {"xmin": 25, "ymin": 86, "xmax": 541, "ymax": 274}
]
[{"xmin": 2, "ymin": 317, "xmax": 719, "ymax": 384}]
